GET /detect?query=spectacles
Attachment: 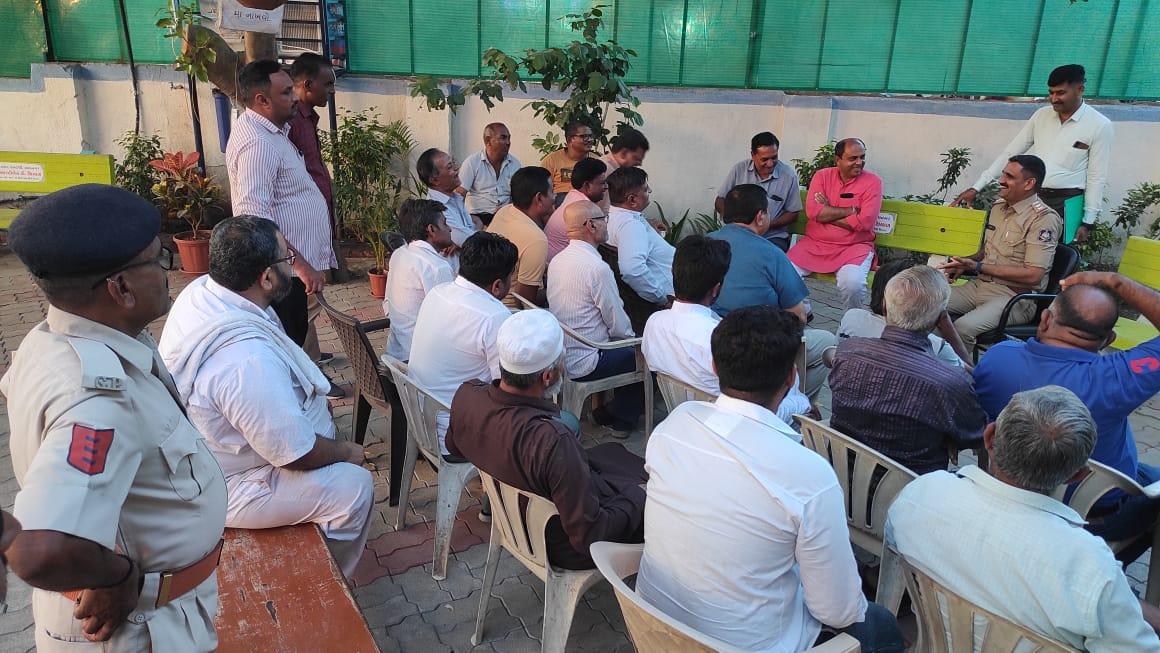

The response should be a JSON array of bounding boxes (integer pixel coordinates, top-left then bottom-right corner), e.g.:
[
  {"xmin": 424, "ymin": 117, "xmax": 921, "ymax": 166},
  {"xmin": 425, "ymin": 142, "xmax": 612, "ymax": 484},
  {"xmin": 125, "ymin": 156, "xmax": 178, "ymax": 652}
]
[
  {"xmin": 271, "ymin": 250, "xmax": 297, "ymax": 267},
  {"xmin": 572, "ymin": 133, "xmax": 596, "ymax": 142},
  {"xmin": 91, "ymin": 246, "xmax": 175, "ymax": 289},
  {"xmin": 587, "ymin": 216, "xmax": 608, "ymax": 225}
]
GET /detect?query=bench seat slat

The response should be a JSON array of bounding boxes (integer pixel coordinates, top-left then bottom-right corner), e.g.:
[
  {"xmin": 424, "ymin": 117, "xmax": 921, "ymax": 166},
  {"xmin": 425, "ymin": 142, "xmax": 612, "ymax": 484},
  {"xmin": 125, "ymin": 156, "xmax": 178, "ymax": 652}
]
[{"xmin": 214, "ymin": 525, "xmax": 379, "ymax": 653}]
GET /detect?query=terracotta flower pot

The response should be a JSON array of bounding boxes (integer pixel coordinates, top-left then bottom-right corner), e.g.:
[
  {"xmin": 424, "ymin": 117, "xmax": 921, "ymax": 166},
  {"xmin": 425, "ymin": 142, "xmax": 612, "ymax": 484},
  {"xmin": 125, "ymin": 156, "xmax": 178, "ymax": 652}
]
[
  {"xmin": 368, "ymin": 267, "xmax": 388, "ymax": 299},
  {"xmin": 173, "ymin": 230, "xmax": 212, "ymax": 275}
]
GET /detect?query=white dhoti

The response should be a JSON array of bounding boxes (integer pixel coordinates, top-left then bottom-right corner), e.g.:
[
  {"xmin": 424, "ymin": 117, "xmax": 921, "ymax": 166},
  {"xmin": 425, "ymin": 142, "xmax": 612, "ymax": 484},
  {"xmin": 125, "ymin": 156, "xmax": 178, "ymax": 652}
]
[{"xmin": 225, "ymin": 461, "xmax": 374, "ymax": 578}]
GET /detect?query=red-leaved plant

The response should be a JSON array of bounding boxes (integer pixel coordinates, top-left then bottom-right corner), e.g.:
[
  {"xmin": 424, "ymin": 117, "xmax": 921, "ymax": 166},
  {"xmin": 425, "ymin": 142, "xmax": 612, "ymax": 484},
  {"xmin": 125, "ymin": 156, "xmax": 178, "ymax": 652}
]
[{"xmin": 149, "ymin": 151, "xmax": 220, "ymax": 238}]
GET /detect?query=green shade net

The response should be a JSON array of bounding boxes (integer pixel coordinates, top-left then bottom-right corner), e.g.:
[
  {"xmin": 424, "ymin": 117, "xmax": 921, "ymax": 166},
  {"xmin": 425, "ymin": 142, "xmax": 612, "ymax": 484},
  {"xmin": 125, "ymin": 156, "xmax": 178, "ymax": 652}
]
[
  {"xmin": 43, "ymin": 0, "xmax": 193, "ymax": 66},
  {"xmin": 0, "ymin": 1, "xmax": 47, "ymax": 78},
  {"xmin": 18, "ymin": 0, "xmax": 1158, "ymax": 99}
]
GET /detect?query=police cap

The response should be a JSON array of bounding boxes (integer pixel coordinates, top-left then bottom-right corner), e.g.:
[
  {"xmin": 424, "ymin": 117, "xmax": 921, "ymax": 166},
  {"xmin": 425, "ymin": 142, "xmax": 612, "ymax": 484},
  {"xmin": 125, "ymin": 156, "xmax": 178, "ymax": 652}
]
[{"xmin": 9, "ymin": 184, "xmax": 161, "ymax": 279}]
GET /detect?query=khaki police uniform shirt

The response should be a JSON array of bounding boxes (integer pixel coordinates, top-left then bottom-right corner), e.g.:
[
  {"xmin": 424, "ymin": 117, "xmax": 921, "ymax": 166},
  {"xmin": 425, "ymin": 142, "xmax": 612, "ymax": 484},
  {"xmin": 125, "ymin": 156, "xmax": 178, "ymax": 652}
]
[
  {"xmin": 0, "ymin": 307, "xmax": 227, "ymax": 652},
  {"xmin": 979, "ymin": 194, "xmax": 1062, "ymax": 293}
]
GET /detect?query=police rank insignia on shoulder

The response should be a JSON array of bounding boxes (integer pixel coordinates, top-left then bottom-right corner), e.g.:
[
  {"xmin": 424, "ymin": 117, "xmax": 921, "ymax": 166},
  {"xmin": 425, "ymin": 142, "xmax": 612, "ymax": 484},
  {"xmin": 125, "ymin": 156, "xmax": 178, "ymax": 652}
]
[{"xmin": 1038, "ymin": 229, "xmax": 1055, "ymax": 242}]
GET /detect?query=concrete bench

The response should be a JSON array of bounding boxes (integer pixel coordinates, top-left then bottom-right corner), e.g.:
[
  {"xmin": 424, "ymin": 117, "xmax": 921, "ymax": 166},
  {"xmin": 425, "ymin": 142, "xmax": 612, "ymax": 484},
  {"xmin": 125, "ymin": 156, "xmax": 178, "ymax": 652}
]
[
  {"xmin": 0, "ymin": 151, "xmax": 115, "ymax": 231},
  {"xmin": 1110, "ymin": 236, "xmax": 1160, "ymax": 351},
  {"xmin": 214, "ymin": 525, "xmax": 379, "ymax": 653},
  {"xmin": 788, "ymin": 192, "xmax": 987, "ymax": 284}
]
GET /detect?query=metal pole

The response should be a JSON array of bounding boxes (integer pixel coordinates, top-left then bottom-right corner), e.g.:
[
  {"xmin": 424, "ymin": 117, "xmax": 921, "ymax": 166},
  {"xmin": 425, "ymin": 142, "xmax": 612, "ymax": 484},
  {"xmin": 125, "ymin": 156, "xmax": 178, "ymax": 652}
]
[{"xmin": 173, "ymin": 0, "xmax": 207, "ymax": 174}]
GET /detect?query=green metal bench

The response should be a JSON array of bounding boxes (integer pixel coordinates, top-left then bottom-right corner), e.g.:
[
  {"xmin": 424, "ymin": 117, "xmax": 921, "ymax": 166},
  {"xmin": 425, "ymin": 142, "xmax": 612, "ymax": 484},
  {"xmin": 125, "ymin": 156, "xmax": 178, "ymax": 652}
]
[
  {"xmin": 1109, "ymin": 236, "xmax": 1160, "ymax": 351},
  {"xmin": 788, "ymin": 191, "xmax": 988, "ymax": 284},
  {"xmin": 0, "ymin": 151, "xmax": 116, "ymax": 232}
]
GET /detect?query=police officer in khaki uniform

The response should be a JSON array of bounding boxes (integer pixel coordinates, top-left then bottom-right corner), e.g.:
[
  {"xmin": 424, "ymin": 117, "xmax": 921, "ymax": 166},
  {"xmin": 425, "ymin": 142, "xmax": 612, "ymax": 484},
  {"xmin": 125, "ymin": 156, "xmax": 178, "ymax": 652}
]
[
  {"xmin": 939, "ymin": 154, "xmax": 1062, "ymax": 352},
  {"xmin": 1, "ymin": 185, "xmax": 227, "ymax": 652}
]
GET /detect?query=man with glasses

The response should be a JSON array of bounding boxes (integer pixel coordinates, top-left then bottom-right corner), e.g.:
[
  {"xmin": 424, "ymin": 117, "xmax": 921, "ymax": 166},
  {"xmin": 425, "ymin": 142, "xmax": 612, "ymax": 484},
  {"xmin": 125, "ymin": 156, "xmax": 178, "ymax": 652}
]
[
  {"xmin": 540, "ymin": 121, "xmax": 596, "ymax": 206},
  {"xmin": 973, "ymin": 271, "xmax": 1160, "ymax": 568},
  {"xmin": 2, "ymin": 185, "xmax": 227, "ymax": 651},
  {"xmin": 548, "ymin": 200, "xmax": 642, "ymax": 434},
  {"xmin": 606, "ymin": 166, "xmax": 675, "ymax": 333},
  {"xmin": 158, "ymin": 216, "xmax": 373, "ymax": 580}
]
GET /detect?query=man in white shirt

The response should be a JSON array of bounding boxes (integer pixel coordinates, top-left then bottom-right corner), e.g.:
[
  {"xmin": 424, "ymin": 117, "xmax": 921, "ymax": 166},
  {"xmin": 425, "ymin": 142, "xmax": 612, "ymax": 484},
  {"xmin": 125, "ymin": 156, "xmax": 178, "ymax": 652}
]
[
  {"xmin": 643, "ymin": 235, "xmax": 812, "ymax": 424},
  {"xmin": 886, "ymin": 386, "xmax": 1160, "ymax": 650},
  {"xmin": 953, "ymin": 64, "xmax": 1113, "ymax": 244},
  {"xmin": 419, "ymin": 147, "xmax": 479, "ymax": 251},
  {"xmin": 383, "ymin": 198, "xmax": 455, "ymax": 361},
  {"xmin": 548, "ymin": 200, "xmax": 642, "ymax": 434},
  {"xmin": 605, "ymin": 166, "xmax": 675, "ymax": 331},
  {"xmin": 225, "ymin": 60, "xmax": 343, "ymax": 397},
  {"xmin": 456, "ymin": 122, "xmax": 521, "ymax": 226},
  {"xmin": 408, "ymin": 231, "xmax": 517, "ymax": 454},
  {"xmin": 639, "ymin": 306, "xmax": 903, "ymax": 652},
  {"xmin": 545, "ymin": 158, "xmax": 609, "ymax": 260},
  {"xmin": 159, "ymin": 217, "xmax": 373, "ymax": 578}
]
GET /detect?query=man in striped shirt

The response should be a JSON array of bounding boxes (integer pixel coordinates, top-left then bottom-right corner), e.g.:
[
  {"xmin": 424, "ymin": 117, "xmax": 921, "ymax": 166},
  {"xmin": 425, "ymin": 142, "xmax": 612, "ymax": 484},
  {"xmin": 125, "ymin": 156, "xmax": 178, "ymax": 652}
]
[
  {"xmin": 547, "ymin": 200, "xmax": 642, "ymax": 434},
  {"xmin": 226, "ymin": 60, "xmax": 343, "ymax": 398}
]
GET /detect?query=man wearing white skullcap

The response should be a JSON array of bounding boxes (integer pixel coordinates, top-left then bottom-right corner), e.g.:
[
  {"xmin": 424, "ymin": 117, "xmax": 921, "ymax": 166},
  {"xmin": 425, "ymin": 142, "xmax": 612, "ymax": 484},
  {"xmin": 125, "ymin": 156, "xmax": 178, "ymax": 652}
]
[{"xmin": 446, "ymin": 309, "xmax": 647, "ymax": 570}]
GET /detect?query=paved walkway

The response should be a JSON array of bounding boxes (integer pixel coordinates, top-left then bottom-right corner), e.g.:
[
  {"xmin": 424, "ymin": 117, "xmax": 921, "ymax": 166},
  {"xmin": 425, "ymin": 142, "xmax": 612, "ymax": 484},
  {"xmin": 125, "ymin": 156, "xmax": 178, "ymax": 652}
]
[{"xmin": 0, "ymin": 248, "xmax": 1156, "ymax": 652}]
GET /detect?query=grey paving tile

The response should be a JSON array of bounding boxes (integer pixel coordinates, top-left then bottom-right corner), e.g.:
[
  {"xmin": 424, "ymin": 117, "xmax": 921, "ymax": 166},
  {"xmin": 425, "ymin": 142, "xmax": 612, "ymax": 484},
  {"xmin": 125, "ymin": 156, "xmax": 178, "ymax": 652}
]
[
  {"xmin": 395, "ymin": 565, "xmax": 456, "ymax": 613},
  {"xmin": 353, "ymin": 576, "xmax": 405, "ymax": 610},
  {"xmin": 437, "ymin": 557, "xmax": 481, "ymax": 601},
  {"xmin": 487, "ymin": 629, "xmax": 543, "ymax": 653},
  {"xmin": 386, "ymin": 612, "xmax": 451, "ymax": 653},
  {"xmin": 364, "ymin": 593, "xmax": 419, "ymax": 630}
]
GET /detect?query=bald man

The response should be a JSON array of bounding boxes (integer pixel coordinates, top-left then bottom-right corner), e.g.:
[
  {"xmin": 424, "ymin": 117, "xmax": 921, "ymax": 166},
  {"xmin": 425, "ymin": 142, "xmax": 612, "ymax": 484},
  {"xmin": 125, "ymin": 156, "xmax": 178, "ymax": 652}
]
[
  {"xmin": 974, "ymin": 271, "xmax": 1160, "ymax": 565},
  {"xmin": 458, "ymin": 122, "xmax": 522, "ymax": 225},
  {"xmin": 547, "ymin": 201, "xmax": 643, "ymax": 433}
]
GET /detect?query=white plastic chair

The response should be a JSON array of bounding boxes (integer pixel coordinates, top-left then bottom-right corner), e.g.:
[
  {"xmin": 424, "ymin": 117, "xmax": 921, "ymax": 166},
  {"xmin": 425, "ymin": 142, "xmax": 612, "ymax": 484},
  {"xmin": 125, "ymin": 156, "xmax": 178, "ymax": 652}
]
[
  {"xmin": 381, "ymin": 356, "xmax": 478, "ymax": 581},
  {"xmin": 511, "ymin": 292, "xmax": 654, "ymax": 437},
  {"xmin": 796, "ymin": 415, "xmax": 918, "ymax": 615},
  {"xmin": 886, "ymin": 546, "xmax": 1080, "ymax": 652},
  {"xmin": 471, "ymin": 472, "xmax": 603, "ymax": 653},
  {"xmin": 1050, "ymin": 459, "xmax": 1160, "ymax": 604},
  {"xmin": 590, "ymin": 541, "xmax": 860, "ymax": 653},
  {"xmin": 653, "ymin": 371, "xmax": 716, "ymax": 412}
]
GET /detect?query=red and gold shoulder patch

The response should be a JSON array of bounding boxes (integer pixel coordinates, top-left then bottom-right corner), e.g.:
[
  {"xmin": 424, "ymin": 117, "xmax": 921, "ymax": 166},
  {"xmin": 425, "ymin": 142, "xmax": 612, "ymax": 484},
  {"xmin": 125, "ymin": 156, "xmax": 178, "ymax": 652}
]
[{"xmin": 67, "ymin": 425, "xmax": 114, "ymax": 476}]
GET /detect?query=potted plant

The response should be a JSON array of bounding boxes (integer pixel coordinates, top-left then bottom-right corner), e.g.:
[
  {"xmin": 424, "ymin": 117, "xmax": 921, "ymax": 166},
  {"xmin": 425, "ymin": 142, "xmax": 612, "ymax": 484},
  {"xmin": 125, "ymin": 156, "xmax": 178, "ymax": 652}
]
[
  {"xmin": 322, "ymin": 111, "xmax": 416, "ymax": 297},
  {"xmin": 150, "ymin": 151, "xmax": 221, "ymax": 275}
]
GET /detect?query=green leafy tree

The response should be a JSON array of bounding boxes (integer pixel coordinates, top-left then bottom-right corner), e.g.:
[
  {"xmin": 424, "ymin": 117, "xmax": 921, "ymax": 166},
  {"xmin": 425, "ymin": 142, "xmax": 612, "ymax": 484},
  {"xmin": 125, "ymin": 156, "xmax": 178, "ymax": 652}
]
[
  {"xmin": 1111, "ymin": 182, "xmax": 1160, "ymax": 239},
  {"xmin": 156, "ymin": 4, "xmax": 217, "ymax": 83},
  {"xmin": 409, "ymin": 5, "xmax": 642, "ymax": 149},
  {"xmin": 322, "ymin": 111, "xmax": 417, "ymax": 272},
  {"xmin": 114, "ymin": 130, "xmax": 165, "ymax": 201},
  {"xmin": 791, "ymin": 142, "xmax": 836, "ymax": 188}
]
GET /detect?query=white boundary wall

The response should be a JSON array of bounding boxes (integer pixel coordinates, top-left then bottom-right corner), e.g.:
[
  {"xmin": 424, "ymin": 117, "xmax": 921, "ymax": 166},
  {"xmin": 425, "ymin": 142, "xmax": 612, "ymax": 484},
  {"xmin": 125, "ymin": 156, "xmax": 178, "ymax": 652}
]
[{"xmin": 2, "ymin": 63, "xmax": 1158, "ymax": 229}]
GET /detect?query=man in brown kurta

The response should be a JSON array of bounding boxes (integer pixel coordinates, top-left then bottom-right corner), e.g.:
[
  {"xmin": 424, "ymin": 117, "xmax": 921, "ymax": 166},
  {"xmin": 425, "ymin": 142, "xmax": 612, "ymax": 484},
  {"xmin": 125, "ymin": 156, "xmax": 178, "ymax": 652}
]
[{"xmin": 445, "ymin": 309, "xmax": 646, "ymax": 570}]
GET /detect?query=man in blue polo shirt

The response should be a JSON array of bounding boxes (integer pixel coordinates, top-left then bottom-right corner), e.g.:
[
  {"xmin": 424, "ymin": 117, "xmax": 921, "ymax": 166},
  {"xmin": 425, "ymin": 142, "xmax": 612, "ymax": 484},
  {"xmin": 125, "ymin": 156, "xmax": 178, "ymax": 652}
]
[
  {"xmin": 973, "ymin": 270, "xmax": 1160, "ymax": 559},
  {"xmin": 708, "ymin": 184, "xmax": 835, "ymax": 400}
]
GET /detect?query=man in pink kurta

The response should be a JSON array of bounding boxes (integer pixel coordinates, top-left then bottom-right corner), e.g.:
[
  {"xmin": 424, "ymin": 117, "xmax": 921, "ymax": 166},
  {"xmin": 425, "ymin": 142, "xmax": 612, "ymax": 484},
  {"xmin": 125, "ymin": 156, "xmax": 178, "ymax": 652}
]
[{"xmin": 788, "ymin": 138, "xmax": 882, "ymax": 309}]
